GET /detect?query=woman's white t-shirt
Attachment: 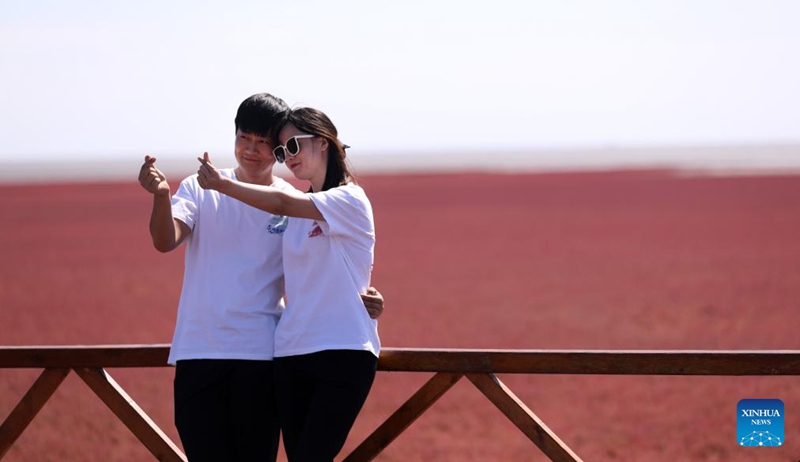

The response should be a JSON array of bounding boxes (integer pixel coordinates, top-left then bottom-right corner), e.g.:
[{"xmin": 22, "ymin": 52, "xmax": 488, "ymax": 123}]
[
  {"xmin": 274, "ymin": 183, "xmax": 380, "ymax": 358},
  {"xmin": 168, "ymin": 169, "xmax": 292, "ymax": 365}
]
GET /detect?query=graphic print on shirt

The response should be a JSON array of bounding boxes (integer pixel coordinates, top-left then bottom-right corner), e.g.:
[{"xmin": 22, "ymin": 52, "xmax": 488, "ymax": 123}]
[
  {"xmin": 267, "ymin": 215, "xmax": 288, "ymax": 234},
  {"xmin": 308, "ymin": 221, "xmax": 323, "ymax": 238}
]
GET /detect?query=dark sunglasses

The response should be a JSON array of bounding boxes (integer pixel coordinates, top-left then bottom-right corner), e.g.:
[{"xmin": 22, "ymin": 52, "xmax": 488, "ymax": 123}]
[{"xmin": 273, "ymin": 134, "xmax": 315, "ymax": 163}]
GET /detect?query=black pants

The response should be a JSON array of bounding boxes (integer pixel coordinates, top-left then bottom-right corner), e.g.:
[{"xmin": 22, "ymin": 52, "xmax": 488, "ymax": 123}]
[
  {"xmin": 174, "ymin": 359, "xmax": 279, "ymax": 462},
  {"xmin": 275, "ymin": 350, "xmax": 378, "ymax": 462}
]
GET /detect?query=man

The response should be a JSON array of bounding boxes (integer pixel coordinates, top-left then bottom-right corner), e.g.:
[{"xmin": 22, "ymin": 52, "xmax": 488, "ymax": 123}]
[{"xmin": 137, "ymin": 93, "xmax": 383, "ymax": 461}]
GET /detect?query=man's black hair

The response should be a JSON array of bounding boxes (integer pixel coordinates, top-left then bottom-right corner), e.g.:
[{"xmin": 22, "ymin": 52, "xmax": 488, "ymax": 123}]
[{"xmin": 234, "ymin": 93, "xmax": 290, "ymax": 139}]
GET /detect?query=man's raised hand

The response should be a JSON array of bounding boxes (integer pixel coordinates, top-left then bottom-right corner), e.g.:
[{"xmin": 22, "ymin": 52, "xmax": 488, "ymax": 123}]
[{"xmin": 138, "ymin": 155, "xmax": 170, "ymax": 196}]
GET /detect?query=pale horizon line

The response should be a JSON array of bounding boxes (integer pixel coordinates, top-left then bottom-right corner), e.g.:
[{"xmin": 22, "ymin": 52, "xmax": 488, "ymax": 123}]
[
  {"xmin": 4, "ymin": 139, "xmax": 800, "ymax": 162},
  {"xmin": 2, "ymin": 143, "xmax": 799, "ymax": 185}
]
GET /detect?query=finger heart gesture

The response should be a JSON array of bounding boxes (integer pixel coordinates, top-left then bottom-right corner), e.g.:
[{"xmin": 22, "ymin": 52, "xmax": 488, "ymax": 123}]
[{"xmin": 196, "ymin": 152, "xmax": 220, "ymax": 190}]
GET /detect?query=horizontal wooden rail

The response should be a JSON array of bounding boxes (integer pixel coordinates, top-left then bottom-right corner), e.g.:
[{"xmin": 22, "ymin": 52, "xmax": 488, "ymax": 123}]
[
  {"xmin": 2, "ymin": 345, "xmax": 800, "ymax": 461},
  {"xmin": 0, "ymin": 344, "xmax": 171, "ymax": 368},
  {"xmin": 379, "ymin": 348, "xmax": 800, "ymax": 375},
  {"xmin": 3, "ymin": 345, "xmax": 800, "ymax": 375}
]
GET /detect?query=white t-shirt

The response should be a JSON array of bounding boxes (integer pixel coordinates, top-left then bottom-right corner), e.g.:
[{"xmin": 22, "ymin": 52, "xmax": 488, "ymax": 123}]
[
  {"xmin": 274, "ymin": 183, "xmax": 380, "ymax": 358},
  {"xmin": 167, "ymin": 168, "xmax": 293, "ymax": 365}
]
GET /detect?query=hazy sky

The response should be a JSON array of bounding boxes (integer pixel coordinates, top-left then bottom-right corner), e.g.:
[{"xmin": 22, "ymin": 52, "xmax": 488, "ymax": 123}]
[{"xmin": 2, "ymin": 1, "xmax": 800, "ymax": 162}]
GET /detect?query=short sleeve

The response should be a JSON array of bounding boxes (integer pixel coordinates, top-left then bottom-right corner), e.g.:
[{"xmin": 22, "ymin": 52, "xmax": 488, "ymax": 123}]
[
  {"xmin": 171, "ymin": 175, "xmax": 199, "ymax": 229},
  {"xmin": 308, "ymin": 184, "xmax": 374, "ymax": 241}
]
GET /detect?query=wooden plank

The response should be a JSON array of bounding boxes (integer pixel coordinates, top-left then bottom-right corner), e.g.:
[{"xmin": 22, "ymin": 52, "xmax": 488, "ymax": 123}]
[
  {"xmin": 74, "ymin": 368, "xmax": 186, "ymax": 462},
  {"xmin": 2, "ymin": 346, "xmax": 800, "ymax": 375},
  {"xmin": 467, "ymin": 373, "xmax": 582, "ymax": 462},
  {"xmin": 0, "ymin": 368, "xmax": 70, "ymax": 460},
  {"xmin": 344, "ymin": 372, "xmax": 463, "ymax": 462},
  {"xmin": 0, "ymin": 345, "xmax": 170, "ymax": 368},
  {"xmin": 377, "ymin": 349, "xmax": 800, "ymax": 375}
]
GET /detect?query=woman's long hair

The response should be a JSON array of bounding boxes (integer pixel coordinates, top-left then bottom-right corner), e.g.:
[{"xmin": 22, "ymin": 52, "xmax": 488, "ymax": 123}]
[{"xmin": 282, "ymin": 107, "xmax": 354, "ymax": 192}]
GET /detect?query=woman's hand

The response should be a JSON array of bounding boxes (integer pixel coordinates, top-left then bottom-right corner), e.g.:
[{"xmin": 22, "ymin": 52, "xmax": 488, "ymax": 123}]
[{"xmin": 196, "ymin": 152, "xmax": 227, "ymax": 191}]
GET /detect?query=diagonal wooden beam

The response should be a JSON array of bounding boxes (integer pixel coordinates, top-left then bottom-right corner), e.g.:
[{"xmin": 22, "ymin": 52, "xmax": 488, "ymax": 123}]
[
  {"xmin": 0, "ymin": 368, "xmax": 70, "ymax": 460},
  {"xmin": 344, "ymin": 372, "xmax": 463, "ymax": 462},
  {"xmin": 74, "ymin": 368, "xmax": 186, "ymax": 462},
  {"xmin": 467, "ymin": 373, "xmax": 583, "ymax": 462}
]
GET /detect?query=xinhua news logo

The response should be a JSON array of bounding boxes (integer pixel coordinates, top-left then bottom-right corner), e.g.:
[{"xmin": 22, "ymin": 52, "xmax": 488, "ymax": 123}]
[{"xmin": 737, "ymin": 399, "xmax": 784, "ymax": 447}]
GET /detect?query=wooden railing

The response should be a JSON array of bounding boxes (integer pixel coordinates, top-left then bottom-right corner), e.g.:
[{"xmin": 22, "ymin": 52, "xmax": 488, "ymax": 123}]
[{"xmin": 2, "ymin": 345, "xmax": 800, "ymax": 461}]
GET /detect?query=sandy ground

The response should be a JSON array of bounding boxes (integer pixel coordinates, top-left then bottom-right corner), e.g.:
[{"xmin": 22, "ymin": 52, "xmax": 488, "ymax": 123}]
[{"xmin": 1, "ymin": 169, "xmax": 800, "ymax": 461}]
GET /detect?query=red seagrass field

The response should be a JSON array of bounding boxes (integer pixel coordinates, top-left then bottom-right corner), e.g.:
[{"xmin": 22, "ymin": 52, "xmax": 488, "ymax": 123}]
[{"xmin": 1, "ymin": 168, "xmax": 800, "ymax": 461}]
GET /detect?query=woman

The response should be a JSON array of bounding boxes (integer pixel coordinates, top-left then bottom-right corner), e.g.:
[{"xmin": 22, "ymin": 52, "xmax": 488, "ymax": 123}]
[{"xmin": 196, "ymin": 107, "xmax": 379, "ymax": 461}]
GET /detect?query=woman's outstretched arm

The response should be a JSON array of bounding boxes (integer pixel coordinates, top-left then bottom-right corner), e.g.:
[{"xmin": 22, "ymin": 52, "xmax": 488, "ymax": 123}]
[{"xmin": 196, "ymin": 152, "xmax": 324, "ymax": 221}]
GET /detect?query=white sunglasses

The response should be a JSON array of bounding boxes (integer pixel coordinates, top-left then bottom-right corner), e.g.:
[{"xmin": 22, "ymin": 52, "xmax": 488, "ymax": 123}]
[{"xmin": 273, "ymin": 134, "xmax": 315, "ymax": 163}]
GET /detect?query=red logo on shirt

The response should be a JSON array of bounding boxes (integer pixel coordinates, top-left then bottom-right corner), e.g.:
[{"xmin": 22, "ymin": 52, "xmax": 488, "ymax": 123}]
[{"xmin": 308, "ymin": 222, "xmax": 323, "ymax": 238}]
